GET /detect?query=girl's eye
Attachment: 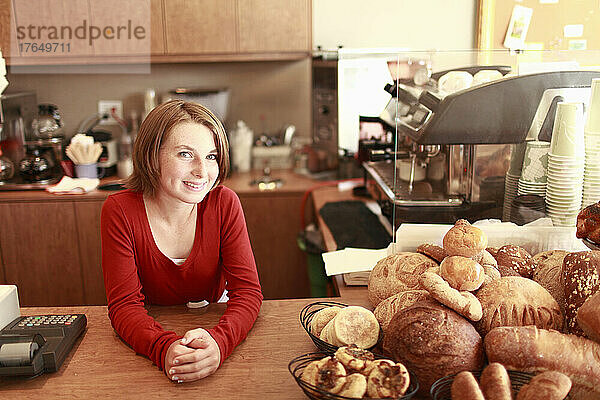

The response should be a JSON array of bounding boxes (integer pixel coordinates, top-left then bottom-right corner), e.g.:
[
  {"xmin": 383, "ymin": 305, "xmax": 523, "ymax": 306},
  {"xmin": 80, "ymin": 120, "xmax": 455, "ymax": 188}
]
[
  {"xmin": 206, "ymin": 154, "xmax": 218, "ymax": 161},
  {"xmin": 178, "ymin": 151, "xmax": 193, "ymax": 158}
]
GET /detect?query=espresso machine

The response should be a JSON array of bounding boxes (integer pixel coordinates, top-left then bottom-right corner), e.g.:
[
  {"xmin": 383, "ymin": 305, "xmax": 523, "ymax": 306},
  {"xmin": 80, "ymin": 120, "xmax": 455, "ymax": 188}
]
[{"xmin": 364, "ymin": 67, "xmax": 600, "ymax": 226}]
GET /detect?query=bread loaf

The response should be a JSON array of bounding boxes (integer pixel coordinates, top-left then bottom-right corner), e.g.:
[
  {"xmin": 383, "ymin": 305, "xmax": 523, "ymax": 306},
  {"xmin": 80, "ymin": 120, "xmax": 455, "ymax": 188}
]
[
  {"xmin": 516, "ymin": 371, "xmax": 572, "ymax": 400},
  {"xmin": 373, "ymin": 290, "xmax": 430, "ymax": 333},
  {"xmin": 480, "ymin": 362, "xmax": 512, "ymax": 400},
  {"xmin": 416, "ymin": 243, "xmax": 447, "ymax": 263},
  {"xmin": 439, "ymin": 256, "xmax": 485, "ymax": 291},
  {"xmin": 443, "ymin": 219, "xmax": 488, "ymax": 259},
  {"xmin": 478, "ymin": 249, "xmax": 498, "ymax": 267},
  {"xmin": 532, "ymin": 250, "xmax": 568, "ymax": 313},
  {"xmin": 484, "ymin": 326, "xmax": 600, "ymax": 398},
  {"xmin": 368, "ymin": 252, "xmax": 438, "ymax": 306},
  {"xmin": 419, "ymin": 271, "xmax": 483, "ymax": 321},
  {"xmin": 562, "ymin": 251, "xmax": 600, "ymax": 335},
  {"xmin": 495, "ymin": 245, "xmax": 536, "ymax": 278},
  {"xmin": 451, "ymin": 371, "xmax": 484, "ymax": 400},
  {"xmin": 383, "ymin": 299, "xmax": 484, "ymax": 396},
  {"xmin": 577, "ymin": 291, "xmax": 600, "ymax": 342},
  {"xmin": 332, "ymin": 306, "xmax": 380, "ymax": 349},
  {"xmin": 475, "ymin": 277, "xmax": 563, "ymax": 336}
]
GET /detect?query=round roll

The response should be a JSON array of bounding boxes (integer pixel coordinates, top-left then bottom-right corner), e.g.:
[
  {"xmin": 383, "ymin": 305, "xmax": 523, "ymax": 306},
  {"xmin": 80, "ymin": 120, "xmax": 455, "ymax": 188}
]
[
  {"xmin": 451, "ymin": 371, "xmax": 484, "ymax": 400},
  {"xmin": 439, "ymin": 255, "xmax": 485, "ymax": 291},
  {"xmin": 495, "ymin": 245, "xmax": 536, "ymax": 278},
  {"xmin": 443, "ymin": 219, "xmax": 488, "ymax": 259}
]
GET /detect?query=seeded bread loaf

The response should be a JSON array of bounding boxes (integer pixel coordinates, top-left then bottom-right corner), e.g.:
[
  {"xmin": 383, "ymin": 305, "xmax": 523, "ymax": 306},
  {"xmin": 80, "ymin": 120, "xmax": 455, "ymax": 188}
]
[{"xmin": 562, "ymin": 251, "xmax": 600, "ymax": 335}]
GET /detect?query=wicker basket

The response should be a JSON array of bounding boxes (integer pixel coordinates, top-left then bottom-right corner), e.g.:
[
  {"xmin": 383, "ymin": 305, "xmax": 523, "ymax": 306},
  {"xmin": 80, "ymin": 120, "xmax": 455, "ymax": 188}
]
[
  {"xmin": 430, "ymin": 369, "xmax": 573, "ymax": 400},
  {"xmin": 288, "ymin": 351, "xmax": 419, "ymax": 400}
]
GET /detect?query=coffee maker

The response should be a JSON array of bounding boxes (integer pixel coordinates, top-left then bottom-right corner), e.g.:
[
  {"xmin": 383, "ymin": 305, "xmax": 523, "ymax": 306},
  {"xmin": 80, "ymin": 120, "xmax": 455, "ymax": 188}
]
[{"xmin": 364, "ymin": 67, "xmax": 600, "ymax": 226}]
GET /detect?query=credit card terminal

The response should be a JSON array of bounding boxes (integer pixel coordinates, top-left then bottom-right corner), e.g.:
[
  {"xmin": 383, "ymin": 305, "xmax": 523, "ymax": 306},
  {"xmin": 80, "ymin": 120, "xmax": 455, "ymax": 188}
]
[{"xmin": 0, "ymin": 314, "xmax": 87, "ymax": 377}]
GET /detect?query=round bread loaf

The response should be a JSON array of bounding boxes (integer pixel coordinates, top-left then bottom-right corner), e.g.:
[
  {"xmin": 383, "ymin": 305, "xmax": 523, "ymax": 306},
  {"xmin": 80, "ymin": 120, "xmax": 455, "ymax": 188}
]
[
  {"xmin": 486, "ymin": 247, "xmax": 499, "ymax": 259},
  {"xmin": 495, "ymin": 245, "xmax": 536, "ymax": 278},
  {"xmin": 333, "ymin": 306, "xmax": 380, "ymax": 349},
  {"xmin": 563, "ymin": 251, "xmax": 600, "ymax": 335},
  {"xmin": 416, "ymin": 243, "xmax": 447, "ymax": 263},
  {"xmin": 373, "ymin": 290, "xmax": 430, "ymax": 333},
  {"xmin": 383, "ymin": 299, "xmax": 484, "ymax": 396},
  {"xmin": 439, "ymin": 256, "xmax": 485, "ymax": 291},
  {"xmin": 368, "ymin": 252, "xmax": 438, "ymax": 307},
  {"xmin": 310, "ymin": 306, "xmax": 341, "ymax": 337},
  {"xmin": 475, "ymin": 276, "xmax": 563, "ymax": 336},
  {"xmin": 478, "ymin": 250, "xmax": 498, "ymax": 268},
  {"xmin": 532, "ymin": 250, "xmax": 568, "ymax": 313},
  {"xmin": 577, "ymin": 291, "xmax": 600, "ymax": 342},
  {"xmin": 443, "ymin": 219, "xmax": 488, "ymax": 259}
]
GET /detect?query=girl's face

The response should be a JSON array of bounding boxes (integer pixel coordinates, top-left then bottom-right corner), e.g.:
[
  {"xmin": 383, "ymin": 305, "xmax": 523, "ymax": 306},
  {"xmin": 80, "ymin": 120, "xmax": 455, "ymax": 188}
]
[{"xmin": 156, "ymin": 121, "xmax": 220, "ymax": 205}]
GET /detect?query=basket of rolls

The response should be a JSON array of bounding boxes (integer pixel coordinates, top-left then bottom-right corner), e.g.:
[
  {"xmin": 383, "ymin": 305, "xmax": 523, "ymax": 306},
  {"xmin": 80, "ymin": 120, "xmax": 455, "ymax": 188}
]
[
  {"xmin": 300, "ymin": 301, "xmax": 382, "ymax": 354},
  {"xmin": 363, "ymin": 218, "xmax": 600, "ymax": 399},
  {"xmin": 288, "ymin": 346, "xmax": 419, "ymax": 399},
  {"xmin": 430, "ymin": 362, "xmax": 573, "ymax": 400}
]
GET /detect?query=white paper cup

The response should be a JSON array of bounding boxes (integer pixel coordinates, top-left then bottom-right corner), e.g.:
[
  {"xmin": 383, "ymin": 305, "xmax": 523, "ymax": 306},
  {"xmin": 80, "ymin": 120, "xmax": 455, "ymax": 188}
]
[
  {"xmin": 550, "ymin": 102, "xmax": 585, "ymax": 158},
  {"xmin": 585, "ymin": 78, "xmax": 600, "ymax": 133}
]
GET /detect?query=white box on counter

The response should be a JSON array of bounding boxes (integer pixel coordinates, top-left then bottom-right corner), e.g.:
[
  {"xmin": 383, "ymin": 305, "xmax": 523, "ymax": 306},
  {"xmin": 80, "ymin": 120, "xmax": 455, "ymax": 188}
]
[{"xmin": 0, "ymin": 285, "xmax": 20, "ymax": 330}]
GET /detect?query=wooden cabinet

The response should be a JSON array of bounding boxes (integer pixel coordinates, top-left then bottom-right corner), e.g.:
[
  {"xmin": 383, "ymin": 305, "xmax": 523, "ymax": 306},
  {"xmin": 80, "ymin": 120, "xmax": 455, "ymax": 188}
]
[{"xmin": 0, "ymin": 201, "xmax": 86, "ymax": 306}]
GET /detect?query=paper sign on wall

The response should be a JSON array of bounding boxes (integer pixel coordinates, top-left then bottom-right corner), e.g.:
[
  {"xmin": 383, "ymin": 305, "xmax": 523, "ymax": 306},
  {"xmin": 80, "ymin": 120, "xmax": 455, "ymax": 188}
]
[
  {"xmin": 504, "ymin": 5, "xmax": 534, "ymax": 50},
  {"xmin": 564, "ymin": 24, "xmax": 584, "ymax": 37}
]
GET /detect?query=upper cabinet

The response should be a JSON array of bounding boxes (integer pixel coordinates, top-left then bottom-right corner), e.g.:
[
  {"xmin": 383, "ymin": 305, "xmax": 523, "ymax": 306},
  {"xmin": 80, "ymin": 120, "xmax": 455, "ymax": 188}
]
[{"xmin": 1, "ymin": 0, "xmax": 310, "ymax": 65}]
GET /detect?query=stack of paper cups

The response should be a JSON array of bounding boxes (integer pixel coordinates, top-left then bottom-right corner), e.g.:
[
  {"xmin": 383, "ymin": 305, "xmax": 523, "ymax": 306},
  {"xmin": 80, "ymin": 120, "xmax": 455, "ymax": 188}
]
[
  {"xmin": 517, "ymin": 140, "xmax": 549, "ymax": 197},
  {"xmin": 503, "ymin": 142, "xmax": 527, "ymax": 221},
  {"xmin": 583, "ymin": 78, "xmax": 600, "ymax": 207},
  {"xmin": 546, "ymin": 102, "xmax": 585, "ymax": 226}
]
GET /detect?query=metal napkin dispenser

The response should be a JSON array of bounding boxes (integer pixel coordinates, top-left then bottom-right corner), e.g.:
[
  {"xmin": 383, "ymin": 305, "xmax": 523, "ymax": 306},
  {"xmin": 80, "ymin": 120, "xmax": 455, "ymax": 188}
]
[{"xmin": 395, "ymin": 71, "xmax": 600, "ymax": 145}]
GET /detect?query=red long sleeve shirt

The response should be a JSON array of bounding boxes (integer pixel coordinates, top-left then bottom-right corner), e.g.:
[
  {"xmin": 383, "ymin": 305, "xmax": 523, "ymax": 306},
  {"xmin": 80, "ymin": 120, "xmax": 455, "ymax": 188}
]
[{"xmin": 100, "ymin": 186, "xmax": 263, "ymax": 370}]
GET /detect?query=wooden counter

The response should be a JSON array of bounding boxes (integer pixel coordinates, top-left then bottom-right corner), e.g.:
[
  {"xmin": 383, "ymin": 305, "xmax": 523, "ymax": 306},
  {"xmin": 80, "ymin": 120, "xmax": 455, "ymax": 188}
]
[{"xmin": 0, "ymin": 296, "xmax": 370, "ymax": 398}]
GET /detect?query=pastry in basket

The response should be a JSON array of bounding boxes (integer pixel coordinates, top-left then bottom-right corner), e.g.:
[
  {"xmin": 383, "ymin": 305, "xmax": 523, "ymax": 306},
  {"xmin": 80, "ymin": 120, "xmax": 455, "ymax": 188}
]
[
  {"xmin": 301, "ymin": 356, "xmax": 346, "ymax": 394},
  {"xmin": 562, "ymin": 251, "xmax": 600, "ymax": 335},
  {"xmin": 320, "ymin": 306, "xmax": 379, "ymax": 349},
  {"xmin": 368, "ymin": 252, "xmax": 439, "ymax": 306},
  {"xmin": 475, "ymin": 276, "xmax": 563, "ymax": 336},
  {"xmin": 416, "ymin": 243, "xmax": 447, "ymax": 263},
  {"xmin": 439, "ymin": 255, "xmax": 485, "ymax": 291},
  {"xmin": 334, "ymin": 345, "xmax": 375, "ymax": 375},
  {"xmin": 450, "ymin": 371, "xmax": 484, "ymax": 400},
  {"xmin": 576, "ymin": 201, "xmax": 600, "ymax": 244},
  {"xmin": 480, "ymin": 362, "xmax": 512, "ymax": 400},
  {"xmin": 516, "ymin": 371, "xmax": 572, "ymax": 400},
  {"xmin": 373, "ymin": 290, "xmax": 430, "ymax": 333},
  {"xmin": 310, "ymin": 306, "xmax": 341, "ymax": 337},
  {"xmin": 494, "ymin": 244, "xmax": 536, "ymax": 278},
  {"xmin": 366, "ymin": 359, "xmax": 410, "ymax": 398},
  {"xmin": 419, "ymin": 271, "xmax": 483, "ymax": 322},
  {"xmin": 337, "ymin": 373, "xmax": 367, "ymax": 399},
  {"xmin": 443, "ymin": 219, "xmax": 488, "ymax": 259}
]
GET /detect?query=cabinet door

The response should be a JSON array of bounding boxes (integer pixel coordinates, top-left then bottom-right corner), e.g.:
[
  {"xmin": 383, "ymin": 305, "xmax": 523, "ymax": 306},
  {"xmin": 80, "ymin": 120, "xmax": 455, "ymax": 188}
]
[
  {"xmin": 0, "ymin": 202, "xmax": 85, "ymax": 306},
  {"xmin": 74, "ymin": 201, "xmax": 106, "ymax": 305},
  {"xmin": 0, "ymin": 0, "xmax": 17, "ymax": 57},
  {"xmin": 237, "ymin": 0, "xmax": 310, "ymax": 53},
  {"xmin": 164, "ymin": 0, "xmax": 236, "ymax": 54},
  {"xmin": 239, "ymin": 194, "xmax": 311, "ymax": 299}
]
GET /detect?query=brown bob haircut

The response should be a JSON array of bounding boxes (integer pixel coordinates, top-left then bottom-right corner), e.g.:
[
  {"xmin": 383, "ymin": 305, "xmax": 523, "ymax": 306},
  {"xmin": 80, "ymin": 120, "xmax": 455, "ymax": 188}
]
[{"xmin": 125, "ymin": 100, "xmax": 230, "ymax": 196}]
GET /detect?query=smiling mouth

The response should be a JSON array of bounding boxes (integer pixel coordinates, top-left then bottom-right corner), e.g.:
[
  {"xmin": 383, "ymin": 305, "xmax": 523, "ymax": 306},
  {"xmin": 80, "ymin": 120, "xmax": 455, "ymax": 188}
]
[{"xmin": 183, "ymin": 181, "xmax": 206, "ymax": 191}]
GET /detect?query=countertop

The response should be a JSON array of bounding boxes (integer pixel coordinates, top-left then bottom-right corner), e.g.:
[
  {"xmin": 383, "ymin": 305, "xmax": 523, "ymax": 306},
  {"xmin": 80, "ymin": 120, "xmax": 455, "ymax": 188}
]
[
  {"xmin": 0, "ymin": 169, "xmax": 320, "ymax": 202},
  {"xmin": 0, "ymin": 296, "xmax": 370, "ymax": 398}
]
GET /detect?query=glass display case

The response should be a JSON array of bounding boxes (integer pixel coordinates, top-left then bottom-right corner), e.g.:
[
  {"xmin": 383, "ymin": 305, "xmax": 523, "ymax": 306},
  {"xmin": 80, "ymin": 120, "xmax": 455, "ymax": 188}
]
[{"xmin": 337, "ymin": 49, "xmax": 600, "ymax": 234}]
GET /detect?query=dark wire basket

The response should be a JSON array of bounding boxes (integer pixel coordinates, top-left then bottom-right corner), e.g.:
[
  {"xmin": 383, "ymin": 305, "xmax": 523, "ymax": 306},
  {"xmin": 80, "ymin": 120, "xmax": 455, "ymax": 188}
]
[
  {"xmin": 430, "ymin": 369, "xmax": 573, "ymax": 400},
  {"xmin": 288, "ymin": 352, "xmax": 419, "ymax": 400},
  {"xmin": 300, "ymin": 301, "xmax": 349, "ymax": 354}
]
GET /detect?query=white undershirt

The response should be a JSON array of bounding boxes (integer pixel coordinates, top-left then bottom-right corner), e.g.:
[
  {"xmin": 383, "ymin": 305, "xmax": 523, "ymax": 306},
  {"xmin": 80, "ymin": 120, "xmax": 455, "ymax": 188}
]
[{"xmin": 168, "ymin": 256, "xmax": 229, "ymax": 304}]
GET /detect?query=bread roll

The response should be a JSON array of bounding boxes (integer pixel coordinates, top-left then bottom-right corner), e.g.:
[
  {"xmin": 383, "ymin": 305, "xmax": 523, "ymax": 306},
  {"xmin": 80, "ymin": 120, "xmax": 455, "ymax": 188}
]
[
  {"xmin": 495, "ymin": 245, "xmax": 536, "ymax": 278},
  {"xmin": 577, "ymin": 291, "xmax": 600, "ymax": 342},
  {"xmin": 480, "ymin": 362, "xmax": 512, "ymax": 400},
  {"xmin": 337, "ymin": 373, "xmax": 367, "ymax": 399},
  {"xmin": 443, "ymin": 219, "xmax": 488, "ymax": 259},
  {"xmin": 497, "ymin": 264, "xmax": 522, "ymax": 277},
  {"xmin": 479, "ymin": 249, "xmax": 498, "ymax": 268},
  {"xmin": 563, "ymin": 251, "xmax": 600, "ymax": 335},
  {"xmin": 487, "ymin": 247, "xmax": 500, "ymax": 258},
  {"xmin": 419, "ymin": 271, "xmax": 483, "ymax": 321},
  {"xmin": 416, "ymin": 243, "xmax": 447, "ymax": 263},
  {"xmin": 333, "ymin": 306, "xmax": 380, "ymax": 349},
  {"xmin": 532, "ymin": 250, "xmax": 568, "ymax": 313},
  {"xmin": 451, "ymin": 371, "xmax": 484, "ymax": 400},
  {"xmin": 484, "ymin": 326, "xmax": 600, "ymax": 398},
  {"xmin": 482, "ymin": 264, "xmax": 501, "ymax": 287},
  {"xmin": 310, "ymin": 306, "xmax": 341, "ymax": 336},
  {"xmin": 516, "ymin": 371, "xmax": 572, "ymax": 400},
  {"xmin": 334, "ymin": 345, "xmax": 375, "ymax": 375},
  {"xmin": 475, "ymin": 276, "xmax": 563, "ymax": 336},
  {"xmin": 373, "ymin": 290, "xmax": 430, "ymax": 333},
  {"xmin": 383, "ymin": 299, "xmax": 484, "ymax": 396},
  {"xmin": 366, "ymin": 359, "xmax": 410, "ymax": 398},
  {"xmin": 439, "ymin": 255, "xmax": 485, "ymax": 291},
  {"xmin": 302, "ymin": 356, "xmax": 347, "ymax": 394},
  {"xmin": 368, "ymin": 252, "xmax": 438, "ymax": 306}
]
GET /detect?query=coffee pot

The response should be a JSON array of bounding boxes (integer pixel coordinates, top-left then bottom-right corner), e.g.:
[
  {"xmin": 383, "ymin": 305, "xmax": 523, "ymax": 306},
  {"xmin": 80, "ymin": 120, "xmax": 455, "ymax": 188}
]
[
  {"xmin": 32, "ymin": 104, "xmax": 63, "ymax": 139},
  {"xmin": 18, "ymin": 145, "xmax": 55, "ymax": 182}
]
